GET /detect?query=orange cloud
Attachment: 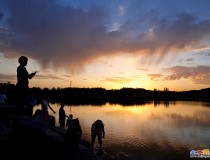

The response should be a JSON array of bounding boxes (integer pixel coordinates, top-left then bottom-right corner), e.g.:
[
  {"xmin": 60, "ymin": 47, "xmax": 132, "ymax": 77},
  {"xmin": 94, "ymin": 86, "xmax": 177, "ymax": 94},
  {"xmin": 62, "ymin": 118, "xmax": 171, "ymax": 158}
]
[{"xmin": 164, "ymin": 65, "xmax": 210, "ymax": 84}]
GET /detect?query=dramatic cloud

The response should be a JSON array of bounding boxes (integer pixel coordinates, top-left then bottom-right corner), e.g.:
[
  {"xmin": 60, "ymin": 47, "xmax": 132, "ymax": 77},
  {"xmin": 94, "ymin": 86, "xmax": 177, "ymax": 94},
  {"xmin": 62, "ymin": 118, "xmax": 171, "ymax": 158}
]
[
  {"xmin": 0, "ymin": 0, "xmax": 210, "ymax": 73},
  {"xmin": 164, "ymin": 65, "xmax": 210, "ymax": 84}
]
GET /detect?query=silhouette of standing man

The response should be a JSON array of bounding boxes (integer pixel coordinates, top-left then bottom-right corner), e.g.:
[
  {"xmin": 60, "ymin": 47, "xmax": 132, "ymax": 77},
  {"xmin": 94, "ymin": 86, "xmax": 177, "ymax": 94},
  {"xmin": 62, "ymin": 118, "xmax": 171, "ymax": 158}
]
[
  {"xmin": 59, "ymin": 102, "xmax": 67, "ymax": 128},
  {"xmin": 16, "ymin": 56, "xmax": 36, "ymax": 116}
]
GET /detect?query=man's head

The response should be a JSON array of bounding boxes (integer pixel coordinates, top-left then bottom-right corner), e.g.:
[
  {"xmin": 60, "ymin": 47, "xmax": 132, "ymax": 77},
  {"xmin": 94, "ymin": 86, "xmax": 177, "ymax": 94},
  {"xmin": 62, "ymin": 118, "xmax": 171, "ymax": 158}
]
[
  {"xmin": 61, "ymin": 102, "xmax": 65, "ymax": 107},
  {"xmin": 18, "ymin": 56, "xmax": 28, "ymax": 66},
  {"xmin": 94, "ymin": 120, "xmax": 104, "ymax": 129}
]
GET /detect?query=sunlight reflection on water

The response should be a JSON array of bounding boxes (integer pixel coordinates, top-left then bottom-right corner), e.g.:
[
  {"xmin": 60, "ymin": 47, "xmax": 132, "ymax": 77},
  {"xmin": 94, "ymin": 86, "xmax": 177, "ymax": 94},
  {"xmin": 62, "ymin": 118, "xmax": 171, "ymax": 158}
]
[{"xmin": 33, "ymin": 101, "xmax": 210, "ymax": 160}]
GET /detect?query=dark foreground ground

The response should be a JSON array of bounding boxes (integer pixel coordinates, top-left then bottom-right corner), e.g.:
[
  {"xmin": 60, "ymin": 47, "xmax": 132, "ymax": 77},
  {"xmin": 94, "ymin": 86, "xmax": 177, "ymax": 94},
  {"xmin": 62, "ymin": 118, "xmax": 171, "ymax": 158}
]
[{"xmin": 0, "ymin": 104, "xmax": 112, "ymax": 160}]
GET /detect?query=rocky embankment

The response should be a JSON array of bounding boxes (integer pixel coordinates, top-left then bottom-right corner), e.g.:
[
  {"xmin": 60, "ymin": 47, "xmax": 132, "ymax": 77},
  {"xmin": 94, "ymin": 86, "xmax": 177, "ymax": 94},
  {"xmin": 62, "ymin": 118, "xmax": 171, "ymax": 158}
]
[{"xmin": 0, "ymin": 105, "xmax": 105, "ymax": 160}]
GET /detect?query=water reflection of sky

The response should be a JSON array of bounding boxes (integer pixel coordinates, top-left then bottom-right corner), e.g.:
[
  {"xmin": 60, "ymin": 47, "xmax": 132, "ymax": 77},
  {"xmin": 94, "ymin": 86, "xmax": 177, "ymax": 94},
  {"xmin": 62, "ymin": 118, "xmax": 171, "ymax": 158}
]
[{"xmin": 33, "ymin": 101, "xmax": 210, "ymax": 159}]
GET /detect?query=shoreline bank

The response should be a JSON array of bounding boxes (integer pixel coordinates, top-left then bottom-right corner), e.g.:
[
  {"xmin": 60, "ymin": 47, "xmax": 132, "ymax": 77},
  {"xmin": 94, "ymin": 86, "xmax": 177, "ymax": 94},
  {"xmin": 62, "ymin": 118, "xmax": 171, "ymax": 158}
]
[{"xmin": 0, "ymin": 104, "xmax": 110, "ymax": 160}]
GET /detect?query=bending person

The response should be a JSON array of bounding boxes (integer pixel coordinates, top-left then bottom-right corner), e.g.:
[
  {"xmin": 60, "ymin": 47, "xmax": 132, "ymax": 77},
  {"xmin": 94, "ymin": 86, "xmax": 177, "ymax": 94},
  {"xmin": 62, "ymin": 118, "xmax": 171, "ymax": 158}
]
[{"xmin": 90, "ymin": 119, "xmax": 105, "ymax": 151}]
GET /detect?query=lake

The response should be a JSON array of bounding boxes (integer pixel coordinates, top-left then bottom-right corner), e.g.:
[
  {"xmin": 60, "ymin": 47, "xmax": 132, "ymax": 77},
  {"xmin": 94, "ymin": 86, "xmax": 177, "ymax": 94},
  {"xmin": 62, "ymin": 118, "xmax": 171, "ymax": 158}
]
[{"xmin": 33, "ymin": 101, "xmax": 210, "ymax": 160}]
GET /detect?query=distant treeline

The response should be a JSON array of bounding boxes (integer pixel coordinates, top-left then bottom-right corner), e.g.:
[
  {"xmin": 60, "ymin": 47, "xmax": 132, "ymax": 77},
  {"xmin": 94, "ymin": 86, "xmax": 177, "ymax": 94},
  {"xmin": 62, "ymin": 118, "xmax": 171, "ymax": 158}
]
[{"xmin": 0, "ymin": 82, "xmax": 210, "ymax": 105}]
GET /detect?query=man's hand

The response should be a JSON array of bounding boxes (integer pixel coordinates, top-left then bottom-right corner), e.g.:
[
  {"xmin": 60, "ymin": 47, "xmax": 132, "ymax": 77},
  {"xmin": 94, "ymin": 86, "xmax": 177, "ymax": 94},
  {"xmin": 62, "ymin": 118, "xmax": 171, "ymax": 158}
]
[{"xmin": 31, "ymin": 71, "xmax": 36, "ymax": 77}]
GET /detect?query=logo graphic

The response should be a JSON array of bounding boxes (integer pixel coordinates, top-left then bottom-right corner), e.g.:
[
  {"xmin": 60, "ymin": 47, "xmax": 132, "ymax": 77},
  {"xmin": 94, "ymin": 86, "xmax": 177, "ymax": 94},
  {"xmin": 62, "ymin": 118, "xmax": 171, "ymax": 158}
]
[{"xmin": 190, "ymin": 149, "xmax": 210, "ymax": 158}]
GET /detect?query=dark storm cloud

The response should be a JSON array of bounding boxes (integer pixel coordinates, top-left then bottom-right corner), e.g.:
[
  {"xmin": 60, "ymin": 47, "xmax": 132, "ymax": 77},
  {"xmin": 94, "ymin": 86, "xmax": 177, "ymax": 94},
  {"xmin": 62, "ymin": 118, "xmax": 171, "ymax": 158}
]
[
  {"xmin": 164, "ymin": 65, "xmax": 210, "ymax": 84},
  {"xmin": 1, "ymin": 0, "xmax": 111, "ymax": 72},
  {"xmin": 0, "ymin": 0, "xmax": 210, "ymax": 72},
  {"xmin": 127, "ymin": 13, "xmax": 210, "ymax": 56}
]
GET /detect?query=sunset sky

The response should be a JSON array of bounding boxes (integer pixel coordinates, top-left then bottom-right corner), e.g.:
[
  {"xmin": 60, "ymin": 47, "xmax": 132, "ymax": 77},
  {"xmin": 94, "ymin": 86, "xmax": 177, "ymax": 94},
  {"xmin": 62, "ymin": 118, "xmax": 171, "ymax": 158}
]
[{"xmin": 0, "ymin": 0, "xmax": 210, "ymax": 91}]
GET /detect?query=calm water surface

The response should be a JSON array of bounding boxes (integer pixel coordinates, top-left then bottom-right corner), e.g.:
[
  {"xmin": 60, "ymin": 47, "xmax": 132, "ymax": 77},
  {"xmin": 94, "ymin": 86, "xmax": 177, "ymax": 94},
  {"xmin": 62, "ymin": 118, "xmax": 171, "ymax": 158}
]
[{"xmin": 33, "ymin": 101, "xmax": 210, "ymax": 160}]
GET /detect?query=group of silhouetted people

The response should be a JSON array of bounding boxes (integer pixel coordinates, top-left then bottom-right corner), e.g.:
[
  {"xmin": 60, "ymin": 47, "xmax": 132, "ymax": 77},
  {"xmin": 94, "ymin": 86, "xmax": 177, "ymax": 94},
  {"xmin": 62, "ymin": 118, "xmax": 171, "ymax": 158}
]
[
  {"xmin": 58, "ymin": 104, "xmax": 82, "ymax": 147},
  {"xmin": 58, "ymin": 103, "xmax": 105, "ymax": 151},
  {"xmin": 15, "ymin": 56, "xmax": 105, "ymax": 151}
]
